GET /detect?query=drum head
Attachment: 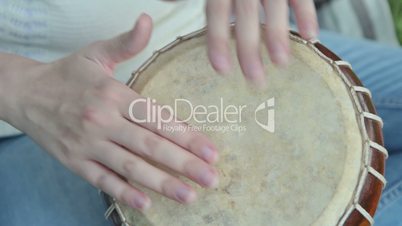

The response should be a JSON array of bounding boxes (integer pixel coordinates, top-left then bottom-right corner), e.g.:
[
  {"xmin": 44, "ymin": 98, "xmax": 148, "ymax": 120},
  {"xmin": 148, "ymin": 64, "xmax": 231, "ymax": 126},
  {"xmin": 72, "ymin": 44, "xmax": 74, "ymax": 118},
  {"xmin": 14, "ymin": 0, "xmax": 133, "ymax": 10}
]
[{"xmin": 112, "ymin": 29, "xmax": 384, "ymax": 226}]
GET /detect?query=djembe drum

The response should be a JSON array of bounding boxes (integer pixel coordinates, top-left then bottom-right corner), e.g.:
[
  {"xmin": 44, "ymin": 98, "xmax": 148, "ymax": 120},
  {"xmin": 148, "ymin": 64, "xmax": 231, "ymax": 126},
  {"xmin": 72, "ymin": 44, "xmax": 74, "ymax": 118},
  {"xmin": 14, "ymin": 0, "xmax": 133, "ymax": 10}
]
[{"xmin": 103, "ymin": 26, "xmax": 388, "ymax": 226}]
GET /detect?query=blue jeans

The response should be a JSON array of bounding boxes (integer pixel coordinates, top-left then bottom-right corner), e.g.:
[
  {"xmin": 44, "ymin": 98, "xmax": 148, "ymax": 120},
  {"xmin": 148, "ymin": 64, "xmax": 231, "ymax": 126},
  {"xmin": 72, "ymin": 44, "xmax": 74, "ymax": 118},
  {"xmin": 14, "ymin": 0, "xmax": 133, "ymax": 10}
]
[
  {"xmin": 0, "ymin": 136, "xmax": 112, "ymax": 226},
  {"xmin": 0, "ymin": 31, "xmax": 401, "ymax": 226}
]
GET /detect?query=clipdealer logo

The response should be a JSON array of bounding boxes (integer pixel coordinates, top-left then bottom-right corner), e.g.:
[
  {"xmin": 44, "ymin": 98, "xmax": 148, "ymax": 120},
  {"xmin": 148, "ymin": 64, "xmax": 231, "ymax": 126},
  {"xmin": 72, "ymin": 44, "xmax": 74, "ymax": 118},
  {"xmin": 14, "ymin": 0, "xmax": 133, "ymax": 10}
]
[
  {"xmin": 254, "ymin": 98, "xmax": 275, "ymax": 133},
  {"xmin": 128, "ymin": 97, "xmax": 275, "ymax": 133}
]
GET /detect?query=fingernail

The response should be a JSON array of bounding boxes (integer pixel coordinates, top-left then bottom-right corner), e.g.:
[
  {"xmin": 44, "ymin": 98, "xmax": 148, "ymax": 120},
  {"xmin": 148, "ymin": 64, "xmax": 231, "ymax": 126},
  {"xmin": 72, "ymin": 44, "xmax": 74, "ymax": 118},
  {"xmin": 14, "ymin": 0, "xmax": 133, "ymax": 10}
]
[
  {"xmin": 201, "ymin": 146, "xmax": 218, "ymax": 163},
  {"xmin": 132, "ymin": 196, "xmax": 151, "ymax": 211},
  {"xmin": 176, "ymin": 186, "xmax": 197, "ymax": 203},
  {"xmin": 211, "ymin": 53, "xmax": 231, "ymax": 75},
  {"xmin": 247, "ymin": 78, "xmax": 267, "ymax": 91},
  {"xmin": 200, "ymin": 168, "xmax": 219, "ymax": 188},
  {"xmin": 245, "ymin": 63, "xmax": 267, "ymax": 89},
  {"xmin": 271, "ymin": 44, "xmax": 290, "ymax": 67},
  {"xmin": 274, "ymin": 51, "xmax": 290, "ymax": 67},
  {"xmin": 305, "ymin": 23, "xmax": 318, "ymax": 39}
]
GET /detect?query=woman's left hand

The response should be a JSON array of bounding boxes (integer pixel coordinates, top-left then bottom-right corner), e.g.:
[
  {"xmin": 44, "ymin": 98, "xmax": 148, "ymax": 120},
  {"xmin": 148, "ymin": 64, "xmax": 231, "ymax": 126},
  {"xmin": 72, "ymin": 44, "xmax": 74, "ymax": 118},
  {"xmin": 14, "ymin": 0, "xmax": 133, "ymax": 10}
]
[{"xmin": 206, "ymin": 0, "xmax": 318, "ymax": 87}]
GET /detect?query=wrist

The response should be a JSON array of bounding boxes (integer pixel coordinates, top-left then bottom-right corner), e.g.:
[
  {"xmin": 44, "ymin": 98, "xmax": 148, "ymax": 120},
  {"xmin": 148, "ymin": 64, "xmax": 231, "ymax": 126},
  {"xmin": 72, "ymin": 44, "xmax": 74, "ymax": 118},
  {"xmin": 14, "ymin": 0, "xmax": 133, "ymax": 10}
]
[{"xmin": 0, "ymin": 53, "xmax": 44, "ymax": 122}]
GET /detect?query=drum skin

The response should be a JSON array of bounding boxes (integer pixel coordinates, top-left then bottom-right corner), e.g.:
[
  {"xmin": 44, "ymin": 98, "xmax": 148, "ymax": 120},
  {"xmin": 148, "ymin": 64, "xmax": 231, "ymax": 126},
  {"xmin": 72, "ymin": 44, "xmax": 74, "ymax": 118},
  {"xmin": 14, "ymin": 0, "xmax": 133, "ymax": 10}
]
[{"xmin": 102, "ymin": 28, "xmax": 386, "ymax": 226}]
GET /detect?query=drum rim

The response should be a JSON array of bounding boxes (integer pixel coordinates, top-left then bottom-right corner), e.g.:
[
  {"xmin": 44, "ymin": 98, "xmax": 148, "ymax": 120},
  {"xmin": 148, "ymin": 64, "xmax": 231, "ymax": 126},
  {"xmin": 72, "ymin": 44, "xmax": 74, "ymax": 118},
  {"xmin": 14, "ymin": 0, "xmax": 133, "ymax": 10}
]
[{"xmin": 102, "ymin": 25, "xmax": 387, "ymax": 226}]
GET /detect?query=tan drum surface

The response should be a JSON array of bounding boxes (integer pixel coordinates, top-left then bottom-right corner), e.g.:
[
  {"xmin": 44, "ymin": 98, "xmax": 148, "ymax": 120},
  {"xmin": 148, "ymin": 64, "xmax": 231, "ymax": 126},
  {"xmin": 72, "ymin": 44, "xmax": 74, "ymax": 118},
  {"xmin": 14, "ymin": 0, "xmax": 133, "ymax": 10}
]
[{"xmin": 121, "ymin": 33, "xmax": 364, "ymax": 226}]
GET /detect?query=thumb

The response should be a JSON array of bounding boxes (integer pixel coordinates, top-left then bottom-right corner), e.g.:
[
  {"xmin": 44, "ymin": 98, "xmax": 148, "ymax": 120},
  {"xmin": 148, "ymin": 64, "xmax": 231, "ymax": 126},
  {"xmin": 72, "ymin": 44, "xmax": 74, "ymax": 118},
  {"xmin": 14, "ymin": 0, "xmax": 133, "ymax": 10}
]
[{"xmin": 85, "ymin": 13, "xmax": 153, "ymax": 69}]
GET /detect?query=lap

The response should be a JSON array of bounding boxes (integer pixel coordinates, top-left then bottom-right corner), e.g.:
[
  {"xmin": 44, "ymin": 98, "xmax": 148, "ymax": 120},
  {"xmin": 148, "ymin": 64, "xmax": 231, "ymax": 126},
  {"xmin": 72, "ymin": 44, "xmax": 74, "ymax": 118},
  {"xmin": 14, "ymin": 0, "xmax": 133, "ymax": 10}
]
[
  {"xmin": 0, "ymin": 135, "xmax": 111, "ymax": 226},
  {"xmin": 375, "ymin": 152, "xmax": 402, "ymax": 225}
]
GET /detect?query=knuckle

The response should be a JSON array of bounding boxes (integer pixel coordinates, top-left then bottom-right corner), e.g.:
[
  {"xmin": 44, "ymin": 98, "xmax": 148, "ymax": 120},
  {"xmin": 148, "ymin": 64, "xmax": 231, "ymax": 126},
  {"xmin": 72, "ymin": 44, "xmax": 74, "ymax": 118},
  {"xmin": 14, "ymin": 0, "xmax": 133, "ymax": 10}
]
[
  {"xmin": 187, "ymin": 134, "xmax": 204, "ymax": 151},
  {"xmin": 95, "ymin": 79, "xmax": 121, "ymax": 104},
  {"xmin": 81, "ymin": 82, "xmax": 121, "ymax": 128},
  {"xmin": 94, "ymin": 173, "xmax": 109, "ymax": 189},
  {"xmin": 143, "ymin": 135, "xmax": 162, "ymax": 156},
  {"xmin": 123, "ymin": 160, "xmax": 136, "ymax": 174},
  {"xmin": 123, "ymin": 159, "xmax": 144, "ymax": 176},
  {"xmin": 81, "ymin": 106, "xmax": 106, "ymax": 127}
]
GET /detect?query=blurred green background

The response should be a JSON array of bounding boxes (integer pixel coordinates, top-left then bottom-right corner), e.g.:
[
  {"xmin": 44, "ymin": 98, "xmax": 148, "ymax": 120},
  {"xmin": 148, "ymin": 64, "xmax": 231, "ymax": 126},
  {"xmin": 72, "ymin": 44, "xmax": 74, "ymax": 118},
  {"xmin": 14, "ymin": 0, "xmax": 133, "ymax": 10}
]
[
  {"xmin": 312, "ymin": 0, "xmax": 402, "ymax": 46},
  {"xmin": 389, "ymin": 0, "xmax": 402, "ymax": 44}
]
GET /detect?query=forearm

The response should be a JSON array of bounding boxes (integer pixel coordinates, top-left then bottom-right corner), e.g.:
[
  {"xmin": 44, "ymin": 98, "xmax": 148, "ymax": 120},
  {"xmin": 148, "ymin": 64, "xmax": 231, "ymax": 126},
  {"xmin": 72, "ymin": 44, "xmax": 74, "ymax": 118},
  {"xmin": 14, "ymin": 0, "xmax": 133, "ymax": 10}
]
[{"xmin": 0, "ymin": 53, "xmax": 43, "ymax": 122}]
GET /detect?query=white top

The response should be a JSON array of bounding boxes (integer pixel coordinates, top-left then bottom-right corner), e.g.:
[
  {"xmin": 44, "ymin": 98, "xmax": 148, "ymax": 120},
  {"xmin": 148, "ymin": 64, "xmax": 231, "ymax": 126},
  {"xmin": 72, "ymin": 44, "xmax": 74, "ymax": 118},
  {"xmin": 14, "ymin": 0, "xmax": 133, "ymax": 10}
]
[{"xmin": 0, "ymin": 0, "xmax": 206, "ymax": 137}]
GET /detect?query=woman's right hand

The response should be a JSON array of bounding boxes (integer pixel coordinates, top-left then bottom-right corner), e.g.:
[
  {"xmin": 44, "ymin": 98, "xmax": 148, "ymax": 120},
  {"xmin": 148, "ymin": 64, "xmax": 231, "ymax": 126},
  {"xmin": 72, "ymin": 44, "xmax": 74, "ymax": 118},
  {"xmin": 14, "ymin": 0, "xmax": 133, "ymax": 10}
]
[{"xmin": 1, "ymin": 14, "xmax": 219, "ymax": 211}]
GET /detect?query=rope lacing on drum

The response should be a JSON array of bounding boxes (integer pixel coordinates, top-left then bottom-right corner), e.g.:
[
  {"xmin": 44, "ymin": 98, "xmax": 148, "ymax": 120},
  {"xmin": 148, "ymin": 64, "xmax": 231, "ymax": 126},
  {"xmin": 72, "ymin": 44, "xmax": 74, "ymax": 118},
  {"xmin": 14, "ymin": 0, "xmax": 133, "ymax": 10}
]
[
  {"xmin": 301, "ymin": 34, "xmax": 388, "ymax": 226},
  {"xmin": 339, "ymin": 64, "xmax": 388, "ymax": 226},
  {"xmin": 308, "ymin": 37, "xmax": 320, "ymax": 44},
  {"xmin": 362, "ymin": 112, "xmax": 384, "ymax": 128},
  {"xmin": 355, "ymin": 204, "xmax": 374, "ymax": 225},
  {"xmin": 367, "ymin": 166, "xmax": 387, "ymax": 185},
  {"xmin": 335, "ymin": 60, "xmax": 353, "ymax": 69},
  {"xmin": 360, "ymin": 111, "xmax": 388, "ymax": 187},
  {"xmin": 104, "ymin": 198, "xmax": 130, "ymax": 226},
  {"xmin": 347, "ymin": 71, "xmax": 388, "ymax": 226},
  {"xmin": 369, "ymin": 140, "xmax": 389, "ymax": 158},
  {"xmin": 104, "ymin": 203, "xmax": 116, "ymax": 219},
  {"xmin": 352, "ymin": 86, "xmax": 372, "ymax": 98}
]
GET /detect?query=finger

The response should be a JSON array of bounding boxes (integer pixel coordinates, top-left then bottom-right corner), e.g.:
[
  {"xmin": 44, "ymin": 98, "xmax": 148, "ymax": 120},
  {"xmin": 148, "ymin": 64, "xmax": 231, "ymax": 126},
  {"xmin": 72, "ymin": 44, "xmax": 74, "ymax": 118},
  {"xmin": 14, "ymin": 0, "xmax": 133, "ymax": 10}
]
[
  {"xmin": 109, "ymin": 118, "xmax": 219, "ymax": 188},
  {"xmin": 85, "ymin": 13, "xmax": 153, "ymax": 68},
  {"xmin": 289, "ymin": 0, "xmax": 318, "ymax": 39},
  {"xmin": 206, "ymin": 0, "xmax": 232, "ymax": 74},
  {"xmin": 262, "ymin": 0, "xmax": 290, "ymax": 66},
  {"xmin": 92, "ymin": 142, "xmax": 198, "ymax": 204},
  {"xmin": 77, "ymin": 160, "xmax": 151, "ymax": 210},
  {"xmin": 234, "ymin": 0, "xmax": 266, "ymax": 87},
  {"xmin": 116, "ymin": 86, "xmax": 219, "ymax": 164}
]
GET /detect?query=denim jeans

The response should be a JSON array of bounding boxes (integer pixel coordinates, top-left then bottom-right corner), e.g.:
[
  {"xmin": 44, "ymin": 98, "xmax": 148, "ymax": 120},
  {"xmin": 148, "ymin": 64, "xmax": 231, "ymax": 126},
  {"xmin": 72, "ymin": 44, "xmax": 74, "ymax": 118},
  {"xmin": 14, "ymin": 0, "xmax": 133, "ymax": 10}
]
[
  {"xmin": 0, "ymin": 136, "xmax": 112, "ymax": 226},
  {"xmin": 0, "ymin": 31, "xmax": 401, "ymax": 226}
]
